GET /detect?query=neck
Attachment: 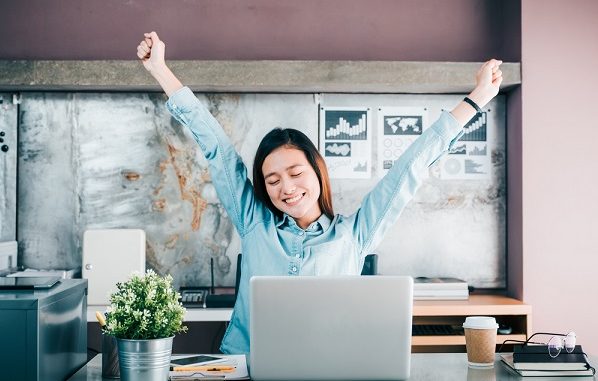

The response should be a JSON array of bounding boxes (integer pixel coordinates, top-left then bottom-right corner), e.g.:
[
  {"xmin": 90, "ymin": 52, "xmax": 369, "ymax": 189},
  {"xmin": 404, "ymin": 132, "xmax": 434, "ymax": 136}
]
[{"xmin": 295, "ymin": 213, "xmax": 322, "ymax": 230}]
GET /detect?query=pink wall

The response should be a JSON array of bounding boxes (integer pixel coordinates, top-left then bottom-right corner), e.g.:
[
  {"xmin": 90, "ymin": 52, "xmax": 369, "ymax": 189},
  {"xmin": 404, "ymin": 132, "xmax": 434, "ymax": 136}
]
[
  {"xmin": 521, "ymin": 0, "xmax": 598, "ymax": 355},
  {"xmin": 0, "ymin": 0, "xmax": 519, "ymax": 61}
]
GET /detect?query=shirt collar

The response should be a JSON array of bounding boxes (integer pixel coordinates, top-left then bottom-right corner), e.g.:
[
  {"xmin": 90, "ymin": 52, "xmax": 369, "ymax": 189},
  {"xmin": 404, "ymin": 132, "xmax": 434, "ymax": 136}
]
[
  {"xmin": 275, "ymin": 213, "xmax": 332, "ymax": 232},
  {"xmin": 275, "ymin": 213, "xmax": 291, "ymax": 228},
  {"xmin": 314, "ymin": 213, "xmax": 332, "ymax": 231}
]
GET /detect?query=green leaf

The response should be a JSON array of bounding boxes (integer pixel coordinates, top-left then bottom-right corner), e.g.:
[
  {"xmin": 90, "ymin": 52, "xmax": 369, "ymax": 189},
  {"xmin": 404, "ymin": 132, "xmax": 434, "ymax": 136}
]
[{"xmin": 105, "ymin": 270, "xmax": 187, "ymax": 339}]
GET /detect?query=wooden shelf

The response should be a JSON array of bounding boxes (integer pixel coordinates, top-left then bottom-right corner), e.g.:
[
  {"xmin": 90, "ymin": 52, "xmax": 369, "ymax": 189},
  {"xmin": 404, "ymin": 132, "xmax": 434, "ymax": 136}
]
[
  {"xmin": 412, "ymin": 295, "xmax": 532, "ymax": 352},
  {"xmin": 414, "ymin": 294, "xmax": 532, "ymax": 316},
  {"xmin": 412, "ymin": 334, "xmax": 527, "ymax": 346}
]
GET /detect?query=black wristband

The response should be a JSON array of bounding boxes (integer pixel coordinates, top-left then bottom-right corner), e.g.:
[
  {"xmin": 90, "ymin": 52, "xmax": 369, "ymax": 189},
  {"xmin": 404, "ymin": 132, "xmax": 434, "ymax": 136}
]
[{"xmin": 463, "ymin": 97, "xmax": 483, "ymax": 114}]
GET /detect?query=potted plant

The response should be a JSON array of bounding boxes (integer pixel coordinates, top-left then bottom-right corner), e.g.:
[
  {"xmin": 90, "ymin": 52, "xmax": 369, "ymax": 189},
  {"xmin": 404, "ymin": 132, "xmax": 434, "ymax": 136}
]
[{"xmin": 104, "ymin": 270, "xmax": 187, "ymax": 381}]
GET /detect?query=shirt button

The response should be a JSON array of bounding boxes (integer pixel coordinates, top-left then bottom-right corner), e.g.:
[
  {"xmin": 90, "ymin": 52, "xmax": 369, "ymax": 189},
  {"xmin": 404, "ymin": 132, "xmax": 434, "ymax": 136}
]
[
  {"xmin": 299, "ymin": 231, "xmax": 304, "ymax": 236},
  {"xmin": 291, "ymin": 266, "xmax": 298, "ymax": 272},
  {"xmin": 295, "ymin": 254, "xmax": 300, "ymax": 258}
]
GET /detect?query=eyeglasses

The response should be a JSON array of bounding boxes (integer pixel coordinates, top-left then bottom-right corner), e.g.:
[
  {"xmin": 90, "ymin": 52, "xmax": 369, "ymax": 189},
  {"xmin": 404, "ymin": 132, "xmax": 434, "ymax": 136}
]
[
  {"xmin": 498, "ymin": 331, "xmax": 577, "ymax": 358},
  {"xmin": 526, "ymin": 332, "xmax": 576, "ymax": 358}
]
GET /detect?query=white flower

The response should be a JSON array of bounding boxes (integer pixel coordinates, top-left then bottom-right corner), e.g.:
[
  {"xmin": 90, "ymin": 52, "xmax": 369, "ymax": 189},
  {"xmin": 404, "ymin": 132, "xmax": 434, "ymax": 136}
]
[{"xmin": 104, "ymin": 269, "xmax": 187, "ymax": 339}]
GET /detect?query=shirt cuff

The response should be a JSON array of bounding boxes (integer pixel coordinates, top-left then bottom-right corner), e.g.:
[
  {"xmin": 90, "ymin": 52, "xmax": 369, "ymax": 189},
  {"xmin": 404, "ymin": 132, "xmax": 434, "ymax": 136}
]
[
  {"xmin": 433, "ymin": 111, "xmax": 464, "ymax": 148},
  {"xmin": 165, "ymin": 86, "xmax": 198, "ymax": 114}
]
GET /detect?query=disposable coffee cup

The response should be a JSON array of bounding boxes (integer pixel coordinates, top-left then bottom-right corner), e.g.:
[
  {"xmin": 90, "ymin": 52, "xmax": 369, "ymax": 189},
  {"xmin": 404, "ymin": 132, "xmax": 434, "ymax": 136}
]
[{"xmin": 463, "ymin": 316, "xmax": 498, "ymax": 368}]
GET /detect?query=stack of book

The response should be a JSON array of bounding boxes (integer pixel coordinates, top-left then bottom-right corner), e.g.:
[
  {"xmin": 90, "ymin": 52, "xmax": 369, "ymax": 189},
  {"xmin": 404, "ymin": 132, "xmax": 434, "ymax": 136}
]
[
  {"xmin": 500, "ymin": 345, "xmax": 595, "ymax": 377},
  {"xmin": 413, "ymin": 277, "xmax": 469, "ymax": 300}
]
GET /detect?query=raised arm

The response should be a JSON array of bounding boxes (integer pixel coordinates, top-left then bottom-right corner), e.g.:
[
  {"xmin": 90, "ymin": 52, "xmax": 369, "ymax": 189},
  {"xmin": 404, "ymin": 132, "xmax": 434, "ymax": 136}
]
[
  {"xmin": 136, "ymin": 32, "xmax": 183, "ymax": 96},
  {"xmin": 451, "ymin": 59, "xmax": 503, "ymax": 126},
  {"xmin": 348, "ymin": 59, "xmax": 503, "ymax": 255},
  {"xmin": 136, "ymin": 32, "xmax": 265, "ymax": 236}
]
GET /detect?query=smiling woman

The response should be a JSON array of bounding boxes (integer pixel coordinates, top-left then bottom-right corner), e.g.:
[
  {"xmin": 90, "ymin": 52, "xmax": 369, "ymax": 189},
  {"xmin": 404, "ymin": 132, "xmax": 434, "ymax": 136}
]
[
  {"xmin": 253, "ymin": 127, "xmax": 333, "ymax": 229},
  {"xmin": 136, "ymin": 31, "xmax": 503, "ymax": 354}
]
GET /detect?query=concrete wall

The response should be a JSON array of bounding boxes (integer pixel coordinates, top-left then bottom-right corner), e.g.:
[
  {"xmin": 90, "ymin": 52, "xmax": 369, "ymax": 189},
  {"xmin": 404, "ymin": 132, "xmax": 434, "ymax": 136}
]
[
  {"xmin": 0, "ymin": 0, "xmax": 520, "ymax": 61},
  {"xmin": 0, "ymin": 0, "xmax": 522, "ymax": 290},
  {"xmin": 11, "ymin": 92, "xmax": 507, "ymax": 289},
  {"xmin": 521, "ymin": 0, "xmax": 598, "ymax": 355},
  {"xmin": 0, "ymin": 94, "xmax": 17, "ymax": 241}
]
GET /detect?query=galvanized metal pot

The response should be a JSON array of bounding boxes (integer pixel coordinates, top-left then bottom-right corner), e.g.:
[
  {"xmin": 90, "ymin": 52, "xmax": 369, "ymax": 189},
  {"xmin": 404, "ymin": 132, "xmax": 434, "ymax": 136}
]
[{"xmin": 116, "ymin": 336, "xmax": 173, "ymax": 381}]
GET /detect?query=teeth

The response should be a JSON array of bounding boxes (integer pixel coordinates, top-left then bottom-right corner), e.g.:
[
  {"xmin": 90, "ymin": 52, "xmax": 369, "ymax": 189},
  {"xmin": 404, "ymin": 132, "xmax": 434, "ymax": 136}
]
[{"xmin": 285, "ymin": 194, "xmax": 303, "ymax": 203}]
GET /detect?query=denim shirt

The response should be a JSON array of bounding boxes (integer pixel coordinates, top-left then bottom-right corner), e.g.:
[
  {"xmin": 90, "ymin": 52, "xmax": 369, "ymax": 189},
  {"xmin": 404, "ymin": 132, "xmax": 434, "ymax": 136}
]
[{"xmin": 166, "ymin": 87, "xmax": 464, "ymax": 354}]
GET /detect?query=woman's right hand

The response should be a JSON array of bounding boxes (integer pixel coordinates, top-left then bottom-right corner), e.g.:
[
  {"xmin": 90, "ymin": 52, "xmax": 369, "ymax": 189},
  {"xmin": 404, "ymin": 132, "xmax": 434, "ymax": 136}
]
[
  {"xmin": 136, "ymin": 31, "xmax": 166, "ymax": 73},
  {"xmin": 135, "ymin": 31, "xmax": 183, "ymax": 96}
]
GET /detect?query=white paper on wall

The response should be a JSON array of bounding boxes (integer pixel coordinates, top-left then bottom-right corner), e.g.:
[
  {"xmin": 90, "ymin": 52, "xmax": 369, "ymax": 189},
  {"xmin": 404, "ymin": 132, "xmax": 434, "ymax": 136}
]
[
  {"xmin": 319, "ymin": 106, "xmax": 372, "ymax": 179},
  {"xmin": 377, "ymin": 107, "xmax": 428, "ymax": 178},
  {"xmin": 439, "ymin": 110, "xmax": 492, "ymax": 180}
]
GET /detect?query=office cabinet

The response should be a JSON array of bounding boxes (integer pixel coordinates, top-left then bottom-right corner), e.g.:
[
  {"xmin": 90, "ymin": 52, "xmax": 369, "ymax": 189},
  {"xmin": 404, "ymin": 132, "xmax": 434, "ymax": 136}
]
[
  {"xmin": 412, "ymin": 294, "xmax": 532, "ymax": 352},
  {"xmin": 0, "ymin": 279, "xmax": 88, "ymax": 381}
]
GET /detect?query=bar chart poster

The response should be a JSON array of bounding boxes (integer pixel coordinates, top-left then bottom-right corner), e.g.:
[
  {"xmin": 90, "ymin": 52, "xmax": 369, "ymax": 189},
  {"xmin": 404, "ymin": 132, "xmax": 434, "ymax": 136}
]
[
  {"xmin": 377, "ymin": 107, "xmax": 428, "ymax": 178},
  {"xmin": 440, "ymin": 111, "xmax": 492, "ymax": 179},
  {"xmin": 319, "ymin": 107, "xmax": 372, "ymax": 179}
]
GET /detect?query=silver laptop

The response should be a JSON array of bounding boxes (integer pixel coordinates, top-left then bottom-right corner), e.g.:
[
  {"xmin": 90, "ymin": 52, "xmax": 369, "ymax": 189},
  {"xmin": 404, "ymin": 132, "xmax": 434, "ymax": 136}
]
[{"xmin": 250, "ymin": 275, "xmax": 413, "ymax": 380}]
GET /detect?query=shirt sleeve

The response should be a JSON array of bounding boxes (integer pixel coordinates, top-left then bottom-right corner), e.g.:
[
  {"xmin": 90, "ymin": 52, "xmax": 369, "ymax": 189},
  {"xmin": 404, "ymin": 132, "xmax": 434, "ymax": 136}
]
[
  {"xmin": 348, "ymin": 110, "xmax": 464, "ymax": 255},
  {"xmin": 165, "ymin": 87, "xmax": 264, "ymax": 237}
]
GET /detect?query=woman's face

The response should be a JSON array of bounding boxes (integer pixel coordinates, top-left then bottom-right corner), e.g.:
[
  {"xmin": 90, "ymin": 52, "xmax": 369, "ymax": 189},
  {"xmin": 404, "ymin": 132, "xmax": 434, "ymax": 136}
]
[{"xmin": 262, "ymin": 147, "xmax": 322, "ymax": 229}]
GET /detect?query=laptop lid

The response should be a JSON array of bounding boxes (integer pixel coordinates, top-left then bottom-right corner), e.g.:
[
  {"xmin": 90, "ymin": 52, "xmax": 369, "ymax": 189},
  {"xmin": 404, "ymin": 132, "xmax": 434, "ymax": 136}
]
[
  {"xmin": 250, "ymin": 275, "xmax": 413, "ymax": 380},
  {"xmin": 0, "ymin": 276, "xmax": 61, "ymax": 290}
]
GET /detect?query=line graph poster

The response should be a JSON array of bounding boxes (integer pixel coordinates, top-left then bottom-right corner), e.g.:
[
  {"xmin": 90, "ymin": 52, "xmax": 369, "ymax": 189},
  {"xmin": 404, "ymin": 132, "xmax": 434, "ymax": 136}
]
[
  {"xmin": 377, "ymin": 107, "xmax": 428, "ymax": 178},
  {"xmin": 319, "ymin": 107, "xmax": 372, "ymax": 179},
  {"xmin": 440, "ymin": 111, "xmax": 492, "ymax": 179}
]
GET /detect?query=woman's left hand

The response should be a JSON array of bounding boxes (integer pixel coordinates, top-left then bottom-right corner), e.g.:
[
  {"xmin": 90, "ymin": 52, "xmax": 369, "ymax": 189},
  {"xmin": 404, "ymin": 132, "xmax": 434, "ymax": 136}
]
[
  {"xmin": 450, "ymin": 59, "xmax": 504, "ymax": 126},
  {"xmin": 470, "ymin": 59, "xmax": 503, "ymax": 107}
]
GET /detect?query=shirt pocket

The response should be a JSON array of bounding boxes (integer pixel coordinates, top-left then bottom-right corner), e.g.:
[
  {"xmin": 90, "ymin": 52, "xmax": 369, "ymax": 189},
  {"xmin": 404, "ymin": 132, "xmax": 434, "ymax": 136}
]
[{"xmin": 313, "ymin": 240, "xmax": 360, "ymax": 275}]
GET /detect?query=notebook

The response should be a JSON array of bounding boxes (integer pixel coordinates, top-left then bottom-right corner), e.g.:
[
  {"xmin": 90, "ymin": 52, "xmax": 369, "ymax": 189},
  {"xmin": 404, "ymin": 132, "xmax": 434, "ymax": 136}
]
[{"xmin": 250, "ymin": 275, "xmax": 413, "ymax": 380}]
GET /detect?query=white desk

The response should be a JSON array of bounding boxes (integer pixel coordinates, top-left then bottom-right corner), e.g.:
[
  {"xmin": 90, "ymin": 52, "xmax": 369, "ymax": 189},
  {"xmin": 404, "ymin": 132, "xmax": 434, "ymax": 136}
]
[
  {"xmin": 87, "ymin": 306, "xmax": 232, "ymax": 323},
  {"xmin": 68, "ymin": 353, "xmax": 598, "ymax": 380}
]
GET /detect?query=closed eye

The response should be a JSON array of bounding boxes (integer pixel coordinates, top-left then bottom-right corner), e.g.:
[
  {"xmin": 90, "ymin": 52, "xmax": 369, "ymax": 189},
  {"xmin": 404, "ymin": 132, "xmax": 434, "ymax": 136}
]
[
  {"xmin": 291, "ymin": 172, "xmax": 303, "ymax": 177},
  {"xmin": 267, "ymin": 180, "xmax": 280, "ymax": 186}
]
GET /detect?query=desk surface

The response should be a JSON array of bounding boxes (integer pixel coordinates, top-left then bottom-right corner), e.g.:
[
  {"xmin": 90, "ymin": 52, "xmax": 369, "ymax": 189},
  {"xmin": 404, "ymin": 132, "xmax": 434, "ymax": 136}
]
[
  {"xmin": 87, "ymin": 306, "xmax": 233, "ymax": 322},
  {"xmin": 68, "ymin": 353, "xmax": 597, "ymax": 381}
]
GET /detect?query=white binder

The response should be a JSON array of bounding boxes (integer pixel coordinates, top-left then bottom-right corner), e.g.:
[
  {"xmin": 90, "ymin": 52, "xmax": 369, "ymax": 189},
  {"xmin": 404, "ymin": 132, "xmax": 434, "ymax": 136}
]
[{"xmin": 83, "ymin": 229, "xmax": 146, "ymax": 305}]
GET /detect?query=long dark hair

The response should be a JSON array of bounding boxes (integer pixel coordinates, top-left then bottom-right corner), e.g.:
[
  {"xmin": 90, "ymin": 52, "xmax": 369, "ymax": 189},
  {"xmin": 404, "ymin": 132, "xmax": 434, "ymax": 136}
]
[{"xmin": 253, "ymin": 128, "xmax": 334, "ymax": 220}]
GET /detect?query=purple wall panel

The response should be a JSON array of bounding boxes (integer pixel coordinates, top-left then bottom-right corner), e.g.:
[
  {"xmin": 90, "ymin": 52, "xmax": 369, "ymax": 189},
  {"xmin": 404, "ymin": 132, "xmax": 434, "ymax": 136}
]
[
  {"xmin": 0, "ymin": 0, "xmax": 520, "ymax": 61},
  {"xmin": 506, "ymin": 86, "xmax": 522, "ymax": 299}
]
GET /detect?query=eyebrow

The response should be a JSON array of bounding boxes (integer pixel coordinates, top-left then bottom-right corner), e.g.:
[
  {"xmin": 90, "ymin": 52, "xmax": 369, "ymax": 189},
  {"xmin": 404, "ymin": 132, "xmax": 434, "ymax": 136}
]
[{"xmin": 264, "ymin": 164, "xmax": 305, "ymax": 180}]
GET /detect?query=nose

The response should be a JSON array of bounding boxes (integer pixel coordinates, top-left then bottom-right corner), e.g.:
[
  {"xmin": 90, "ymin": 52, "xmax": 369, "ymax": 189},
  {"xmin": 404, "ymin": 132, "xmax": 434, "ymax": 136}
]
[{"xmin": 281, "ymin": 178, "xmax": 296, "ymax": 194}]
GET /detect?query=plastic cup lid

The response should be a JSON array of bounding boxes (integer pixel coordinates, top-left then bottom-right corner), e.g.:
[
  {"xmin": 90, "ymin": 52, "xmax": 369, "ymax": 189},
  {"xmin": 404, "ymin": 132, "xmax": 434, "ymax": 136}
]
[{"xmin": 463, "ymin": 316, "xmax": 499, "ymax": 329}]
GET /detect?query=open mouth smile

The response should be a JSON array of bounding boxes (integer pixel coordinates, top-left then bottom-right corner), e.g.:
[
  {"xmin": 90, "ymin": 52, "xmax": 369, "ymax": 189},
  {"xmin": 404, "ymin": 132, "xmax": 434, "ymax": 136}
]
[{"xmin": 284, "ymin": 193, "xmax": 305, "ymax": 204}]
